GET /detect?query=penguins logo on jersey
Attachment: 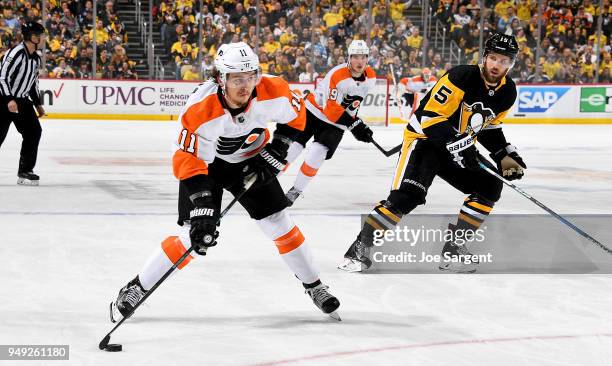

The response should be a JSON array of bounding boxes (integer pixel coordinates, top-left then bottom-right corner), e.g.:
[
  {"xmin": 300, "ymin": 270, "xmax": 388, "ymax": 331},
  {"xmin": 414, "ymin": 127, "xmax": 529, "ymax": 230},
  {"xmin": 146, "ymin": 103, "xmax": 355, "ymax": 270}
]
[
  {"xmin": 460, "ymin": 102, "xmax": 495, "ymax": 134},
  {"xmin": 216, "ymin": 128, "xmax": 268, "ymax": 155}
]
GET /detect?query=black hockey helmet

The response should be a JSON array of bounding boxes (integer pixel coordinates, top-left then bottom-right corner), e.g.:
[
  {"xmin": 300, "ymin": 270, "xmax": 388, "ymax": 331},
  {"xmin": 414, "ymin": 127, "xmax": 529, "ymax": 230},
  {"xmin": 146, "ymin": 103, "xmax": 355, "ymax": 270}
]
[
  {"xmin": 22, "ymin": 21, "xmax": 46, "ymax": 41},
  {"xmin": 484, "ymin": 33, "xmax": 519, "ymax": 59}
]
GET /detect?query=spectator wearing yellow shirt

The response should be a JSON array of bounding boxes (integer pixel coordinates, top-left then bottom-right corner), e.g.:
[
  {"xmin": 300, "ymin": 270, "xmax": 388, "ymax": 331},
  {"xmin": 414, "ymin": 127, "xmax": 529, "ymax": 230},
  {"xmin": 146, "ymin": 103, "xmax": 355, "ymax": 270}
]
[
  {"xmin": 599, "ymin": 52, "xmax": 611, "ymax": 81},
  {"xmin": 49, "ymin": 33, "xmax": 62, "ymax": 52},
  {"xmin": 182, "ymin": 65, "xmax": 200, "ymax": 80},
  {"xmin": 516, "ymin": 0, "xmax": 533, "ymax": 22},
  {"xmin": 279, "ymin": 26, "xmax": 297, "ymax": 46},
  {"xmin": 542, "ymin": 48, "xmax": 562, "ymax": 80},
  {"xmin": 262, "ymin": 33, "xmax": 281, "ymax": 55},
  {"xmin": 588, "ymin": 34, "xmax": 608, "ymax": 50},
  {"xmin": 322, "ymin": 5, "xmax": 343, "ymax": 30},
  {"xmin": 405, "ymin": 27, "xmax": 423, "ymax": 50},
  {"xmin": 494, "ymin": 0, "xmax": 515, "ymax": 19},
  {"xmin": 582, "ymin": 0, "xmax": 596, "ymax": 17},
  {"xmin": 171, "ymin": 34, "xmax": 192, "ymax": 55},
  {"xmin": 89, "ymin": 20, "xmax": 109, "ymax": 45},
  {"xmin": 259, "ymin": 52, "xmax": 270, "ymax": 74},
  {"xmin": 390, "ymin": 0, "xmax": 414, "ymax": 22}
]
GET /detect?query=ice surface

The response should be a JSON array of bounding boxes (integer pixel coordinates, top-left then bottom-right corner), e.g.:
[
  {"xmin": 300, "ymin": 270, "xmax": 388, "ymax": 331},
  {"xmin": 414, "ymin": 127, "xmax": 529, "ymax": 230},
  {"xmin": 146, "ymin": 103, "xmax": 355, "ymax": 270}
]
[{"xmin": 1, "ymin": 120, "xmax": 612, "ymax": 365}]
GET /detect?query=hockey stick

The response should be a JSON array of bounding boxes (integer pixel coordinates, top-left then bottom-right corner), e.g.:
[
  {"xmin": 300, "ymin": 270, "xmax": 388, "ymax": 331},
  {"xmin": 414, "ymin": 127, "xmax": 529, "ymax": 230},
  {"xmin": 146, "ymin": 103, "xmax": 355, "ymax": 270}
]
[
  {"xmin": 367, "ymin": 65, "xmax": 406, "ymax": 158},
  {"xmin": 99, "ymin": 173, "xmax": 258, "ymax": 351},
  {"xmin": 389, "ymin": 64, "xmax": 410, "ymax": 122},
  {"xmin": 371, "ymin": 138, "xmax": 402, "ymax": 157},
  {"xmin": 479, "ymin": 162, "xmax": 611, "ymax": 254}
]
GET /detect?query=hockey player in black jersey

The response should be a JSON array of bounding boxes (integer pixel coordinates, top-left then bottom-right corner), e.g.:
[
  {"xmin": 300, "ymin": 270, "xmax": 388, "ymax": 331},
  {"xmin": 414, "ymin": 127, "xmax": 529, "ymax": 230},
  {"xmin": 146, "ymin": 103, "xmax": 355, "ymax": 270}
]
[{"xmin": 339, "ymin": 33, "xmax": 527, "ymax": 273}]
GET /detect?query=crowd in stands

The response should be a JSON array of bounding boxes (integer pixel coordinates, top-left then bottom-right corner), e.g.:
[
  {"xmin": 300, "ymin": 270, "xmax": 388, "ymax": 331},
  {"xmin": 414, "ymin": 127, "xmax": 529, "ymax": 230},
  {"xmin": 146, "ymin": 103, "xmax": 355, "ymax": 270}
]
[
  {"xmin": 0, "ymin": 0, "xmax": 138, "ymax": 79},
  {"xmin": 437, "ymin": 0, "xmax": 611, "ymax": 83},
  {"xmin": 0, "ymin": 0, "xmax": 609, "ymax": 83},
  {"xmin": 157, "ymin": 0, "xmax": 609, "ymax": 83}
]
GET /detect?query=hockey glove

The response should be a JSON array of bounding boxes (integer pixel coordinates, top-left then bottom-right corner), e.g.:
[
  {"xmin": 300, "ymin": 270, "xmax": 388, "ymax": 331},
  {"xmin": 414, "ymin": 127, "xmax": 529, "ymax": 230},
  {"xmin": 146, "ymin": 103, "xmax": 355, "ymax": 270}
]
[
  {"xmin": 189, "ymin": 191, "xmax": 219, "ymax": 255},
  {"xmin": 490, "ymin": 143, "xmax": 527, "ymax": 181},
  {"xmin": 242, "ymin": 138, "xmax": 288, "ymax": 186},
  {"xmin": 446, "ymin": 133, "xmax": 479, "ymax": 171},
  {"xmin": 348, "ymin": 118, "xmax": 373, "ymax": 142}
]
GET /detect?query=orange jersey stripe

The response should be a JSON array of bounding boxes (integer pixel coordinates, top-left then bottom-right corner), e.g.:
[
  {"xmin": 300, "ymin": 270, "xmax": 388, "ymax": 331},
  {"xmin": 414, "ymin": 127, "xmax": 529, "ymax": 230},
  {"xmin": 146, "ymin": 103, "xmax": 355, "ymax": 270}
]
[
  {"xmin": 274, "ymin": 226, "xmax": 305, "ymax": 254},
  {"xmin": 173, "ymin": 150, "xmax": 208, "ymax": 180},
  {"xmin": 256, "ymin": 77, "xmax": 306, "ymax": 131},
  {"xmin": 181, "ymin": 92, "xmax": 225, "ymax": 133},
  {"xmin": 161, "ymin": 236, "xmax": 193, "ymax": 269},
  {"xmin": 300, "ymin": 162, "xmax": 319, "ymax": 177}
]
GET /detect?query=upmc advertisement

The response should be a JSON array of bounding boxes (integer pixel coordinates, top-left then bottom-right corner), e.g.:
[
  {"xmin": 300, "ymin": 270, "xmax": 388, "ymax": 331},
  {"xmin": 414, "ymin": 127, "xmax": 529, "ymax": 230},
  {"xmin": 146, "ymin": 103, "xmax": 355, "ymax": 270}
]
[{"xmin": 38, "ymin": 78, "xmax": 315, "ymax": 120}]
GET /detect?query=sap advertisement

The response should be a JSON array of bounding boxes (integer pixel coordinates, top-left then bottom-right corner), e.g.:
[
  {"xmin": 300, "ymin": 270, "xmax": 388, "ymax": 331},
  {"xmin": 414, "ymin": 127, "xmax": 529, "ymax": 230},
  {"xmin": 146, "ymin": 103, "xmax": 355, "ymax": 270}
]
[{"xmin": 509, "ymin": 85, "xmax": 611, "ymax": 122}]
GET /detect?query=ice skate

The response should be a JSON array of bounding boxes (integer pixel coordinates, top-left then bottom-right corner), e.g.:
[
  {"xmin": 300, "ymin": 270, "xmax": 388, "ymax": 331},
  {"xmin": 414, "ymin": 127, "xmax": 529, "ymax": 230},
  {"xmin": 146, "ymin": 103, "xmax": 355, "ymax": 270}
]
[
  {"xmin": 338, "ymin": 235, "xmax": 372, "ymax": 272},
  {"xmin": 305, "ymin": 282, "xmax": 341, "ymax": 321},
  {"xmin": 17, "ymin": 171, "xmax": 39, "ymax": 186},
  {"xmin": 110, "ymin": 276, "xmax": 147, "ymax": 323},
  {"xmin": 285, "ymin": 187, "xmax": 302, "ymax": 206},
  {"xmin": 438, "ymin": 236, "xmax": 478, "ymax": 274}
]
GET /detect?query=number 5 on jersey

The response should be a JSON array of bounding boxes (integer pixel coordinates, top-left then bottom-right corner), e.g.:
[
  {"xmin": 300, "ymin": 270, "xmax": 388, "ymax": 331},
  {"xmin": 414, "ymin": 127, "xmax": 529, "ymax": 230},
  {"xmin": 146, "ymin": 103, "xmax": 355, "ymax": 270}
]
[
  {"xmin": 178, "ymin": 129, "xmax": 196, "ymax": 153},
  {"xmin": 434, "ymin": 85, "xmax": 453, "ymax": 104}
]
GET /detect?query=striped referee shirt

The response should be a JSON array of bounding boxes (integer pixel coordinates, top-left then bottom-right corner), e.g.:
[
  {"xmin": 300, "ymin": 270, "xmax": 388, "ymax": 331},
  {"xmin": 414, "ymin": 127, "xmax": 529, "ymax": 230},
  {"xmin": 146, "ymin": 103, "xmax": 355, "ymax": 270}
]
[{"xmin": 0, "ymin": 42, "xmax": 41, "ymax": 105}]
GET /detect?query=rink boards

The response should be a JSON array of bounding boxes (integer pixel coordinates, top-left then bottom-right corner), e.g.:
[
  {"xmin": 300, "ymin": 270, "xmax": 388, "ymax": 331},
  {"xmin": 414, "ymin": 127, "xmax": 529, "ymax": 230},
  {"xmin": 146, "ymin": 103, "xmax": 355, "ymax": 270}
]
[{"xmin": 37, "ymin": 79, "xmax": 612, "ymax": 124}]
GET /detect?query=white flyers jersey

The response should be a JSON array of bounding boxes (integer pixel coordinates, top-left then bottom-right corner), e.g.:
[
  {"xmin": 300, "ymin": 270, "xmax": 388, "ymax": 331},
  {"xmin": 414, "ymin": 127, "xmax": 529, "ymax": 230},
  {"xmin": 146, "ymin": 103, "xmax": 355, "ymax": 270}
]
[
  {"xmin": 305, "ymin": 63, "xmax": 377, "ymax": 128},
  {"xmin": 172, "ymin": 75, "xmax": 305, "ymax": 180},
  {"xmin": 399, "ymin": 75, "xmax": 438, "ymax": 96}
]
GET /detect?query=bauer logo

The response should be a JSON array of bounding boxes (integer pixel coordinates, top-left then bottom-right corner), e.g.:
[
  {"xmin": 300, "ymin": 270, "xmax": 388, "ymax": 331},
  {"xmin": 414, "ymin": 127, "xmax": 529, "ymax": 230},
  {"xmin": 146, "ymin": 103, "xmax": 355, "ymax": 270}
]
[
  {"xmin": 517, "ymin": 86, "xmax": 570, "ymax": 113},
  {"xmin": 580, "ymin": 87, "xmax": 612, "ymax": 113}
]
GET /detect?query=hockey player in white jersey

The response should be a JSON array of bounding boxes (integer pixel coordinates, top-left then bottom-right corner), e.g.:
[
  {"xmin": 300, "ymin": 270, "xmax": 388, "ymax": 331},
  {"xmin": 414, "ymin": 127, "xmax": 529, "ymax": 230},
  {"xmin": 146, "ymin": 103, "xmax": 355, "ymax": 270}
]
[
  {"xmin": 284, "ymin": 40, "xmax": 377, "ymax": 205},
  {"xmin": 109, "ymin": 42, "xmax": 340, "ymax": 322},
  {"xmin": 398, "ymin": 67, "xmax": 437, "ymax": 118}
]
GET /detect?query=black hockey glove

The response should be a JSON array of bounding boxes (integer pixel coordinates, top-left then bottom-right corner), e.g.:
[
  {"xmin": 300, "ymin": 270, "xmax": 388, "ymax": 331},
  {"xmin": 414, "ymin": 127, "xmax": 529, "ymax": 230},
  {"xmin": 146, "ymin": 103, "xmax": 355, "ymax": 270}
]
[
  {"xmin": 348, "ymin": 118, "xmax": 373, "ymax": 142},
  {"xmin": 490, "ymin": 143, "xmax": 527, "ymax": 181},
  {"xmin": 188, "ymin": 191, "xmax": 219, "ymax": 255},
  {"xmin": 446, "ymin": 133, "xmax": 479, "ymax": 171},
  {"xmin": 242, "ymin": 137, "xmax": 289, "ymax": 186}
]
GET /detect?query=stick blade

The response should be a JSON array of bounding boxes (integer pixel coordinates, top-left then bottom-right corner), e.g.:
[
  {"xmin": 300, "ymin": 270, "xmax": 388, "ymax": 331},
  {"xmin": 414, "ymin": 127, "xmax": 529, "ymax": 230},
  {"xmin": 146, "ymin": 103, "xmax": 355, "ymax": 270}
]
[{"xmin": 99, "ymin": 334, "xmax": 110, "ymax": 350}]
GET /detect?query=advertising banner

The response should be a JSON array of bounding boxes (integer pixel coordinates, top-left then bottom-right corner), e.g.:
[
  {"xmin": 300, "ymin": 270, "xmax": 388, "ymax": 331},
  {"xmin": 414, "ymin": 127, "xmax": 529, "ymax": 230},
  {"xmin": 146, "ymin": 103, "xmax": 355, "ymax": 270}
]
[{"xmin": 39, "ymin": 79, "xmax": 611, "ymax": 124}]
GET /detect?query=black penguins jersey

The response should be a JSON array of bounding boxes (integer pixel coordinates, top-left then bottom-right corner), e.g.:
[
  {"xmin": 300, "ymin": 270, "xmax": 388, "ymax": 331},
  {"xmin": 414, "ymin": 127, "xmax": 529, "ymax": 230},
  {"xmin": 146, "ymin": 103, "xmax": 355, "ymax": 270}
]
[{"xmin": 406, "ymin": 65, "xmax": 517, "ymax": 141}]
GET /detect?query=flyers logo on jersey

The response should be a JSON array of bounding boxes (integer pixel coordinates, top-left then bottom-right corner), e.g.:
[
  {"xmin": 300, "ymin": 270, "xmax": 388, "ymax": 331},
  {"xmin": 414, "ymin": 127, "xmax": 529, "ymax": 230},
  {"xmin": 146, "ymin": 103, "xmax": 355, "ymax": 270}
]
[{"xmin": 216, "ymin": 128, "xmax": 268, "ymax": 155}]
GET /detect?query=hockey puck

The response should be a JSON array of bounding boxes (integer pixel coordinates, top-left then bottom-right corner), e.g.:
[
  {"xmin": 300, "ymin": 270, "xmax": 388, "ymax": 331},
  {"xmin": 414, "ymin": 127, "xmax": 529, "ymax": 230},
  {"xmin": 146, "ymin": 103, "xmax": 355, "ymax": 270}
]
[{"xmin": 103, "ymin": 344, "xmax": 122, "ymax": 352}]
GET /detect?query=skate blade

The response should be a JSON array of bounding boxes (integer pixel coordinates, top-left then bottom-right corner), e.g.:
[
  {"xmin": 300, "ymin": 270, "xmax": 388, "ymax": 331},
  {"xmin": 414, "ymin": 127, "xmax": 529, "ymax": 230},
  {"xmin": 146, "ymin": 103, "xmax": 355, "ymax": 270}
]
[
  {"xmin": 109, "ymin": 302, "xmax": 123, "ymax": 323},
  {"xmin": 337, "ymin": 258, "xmax": 363, "ymax": 273},
  {"xmin": 328, "ymin": 311, "xmax": 342, "ymax": 321},
  {"xmin": 438, "ymin": 263, "xmax": 477, "ymax": 274},
  {"xmin": 17, "ymin": 178, "xmax": 39, "ymax": 186}
]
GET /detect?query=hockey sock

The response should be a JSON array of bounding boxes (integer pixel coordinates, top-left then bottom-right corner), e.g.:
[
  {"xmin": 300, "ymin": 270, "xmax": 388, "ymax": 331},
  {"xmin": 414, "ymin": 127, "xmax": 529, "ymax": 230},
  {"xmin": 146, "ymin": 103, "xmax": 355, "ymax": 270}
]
[
  {"xmin": 302, "ymin": 279, "xmax": 322, "ymax": 289},
  {"xmin": 293, "ymin": 142, "xmax": 328, "ymax": 192},
  {"xmin": 360, "ymin": 200, "xmax": 403, "ymax": 245},
  {"xmin": 286, "ymin": 141, "xmax": 305, "ymax": 165},
  {"xmin": 257, "ymin": 210, "xmax": 319, "ymax": 284},
  {"xmin": 456, "ymin": 194, "xmax": 494, "ymax": 232},
  {"xmin": 139, "ymin": 227, "xmax": 194, "ymax": 291}
]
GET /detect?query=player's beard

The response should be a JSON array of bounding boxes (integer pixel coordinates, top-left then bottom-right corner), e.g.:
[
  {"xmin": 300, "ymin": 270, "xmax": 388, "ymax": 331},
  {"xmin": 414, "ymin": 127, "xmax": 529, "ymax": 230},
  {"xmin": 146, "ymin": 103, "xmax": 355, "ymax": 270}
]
[{"xmin": 481, "ymin": 63, "xmax": 505, "ymax": 85}]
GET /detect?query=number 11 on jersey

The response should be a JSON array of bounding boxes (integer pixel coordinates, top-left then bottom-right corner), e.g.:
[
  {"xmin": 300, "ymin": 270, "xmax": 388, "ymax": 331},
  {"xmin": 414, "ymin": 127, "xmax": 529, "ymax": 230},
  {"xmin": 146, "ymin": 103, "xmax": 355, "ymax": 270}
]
[{"xmin": 178, "ymin": 129, "xmax": 196, "ymax": 153}]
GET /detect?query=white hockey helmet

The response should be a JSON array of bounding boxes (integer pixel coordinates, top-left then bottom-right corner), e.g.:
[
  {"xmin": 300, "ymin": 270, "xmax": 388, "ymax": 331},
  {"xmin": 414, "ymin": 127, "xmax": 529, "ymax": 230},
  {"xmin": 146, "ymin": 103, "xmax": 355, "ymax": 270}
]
[
  {"xmin": 214, "ymin": 42, "xmax": 261, "ymax": 86},
  {"xmin": 347, "ymin": 39, "xmax": 370, "ymax": 58}
]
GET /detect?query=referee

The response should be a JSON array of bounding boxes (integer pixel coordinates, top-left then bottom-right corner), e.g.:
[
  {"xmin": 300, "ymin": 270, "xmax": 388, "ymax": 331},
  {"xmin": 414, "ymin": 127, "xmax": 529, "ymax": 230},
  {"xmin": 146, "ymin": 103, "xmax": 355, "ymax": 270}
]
[{"xmin": 0, "ymin": 21, "xmax": 46, "ymax": 186}]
